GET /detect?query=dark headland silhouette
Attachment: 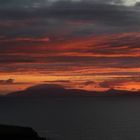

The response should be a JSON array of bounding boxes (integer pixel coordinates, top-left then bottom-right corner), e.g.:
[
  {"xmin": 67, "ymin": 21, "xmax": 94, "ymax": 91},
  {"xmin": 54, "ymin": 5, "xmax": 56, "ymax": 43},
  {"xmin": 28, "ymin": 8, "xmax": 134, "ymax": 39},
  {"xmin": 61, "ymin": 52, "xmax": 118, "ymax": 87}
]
[
  {"xmin": 0, "ymin": 124, "xmax": 46, "ymax": 140},
  {"xmin": 5, "ymin": 84, "xmax": 140, "ymax": 98}
]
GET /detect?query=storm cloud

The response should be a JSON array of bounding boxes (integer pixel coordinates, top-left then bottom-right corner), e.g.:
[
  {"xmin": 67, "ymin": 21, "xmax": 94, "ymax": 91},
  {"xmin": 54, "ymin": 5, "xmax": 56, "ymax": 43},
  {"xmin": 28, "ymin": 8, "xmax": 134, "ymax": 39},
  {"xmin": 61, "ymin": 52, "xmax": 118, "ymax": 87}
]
[{"xmin": 0, "ymin": 0, "xmax": 140, "ymax": 38}]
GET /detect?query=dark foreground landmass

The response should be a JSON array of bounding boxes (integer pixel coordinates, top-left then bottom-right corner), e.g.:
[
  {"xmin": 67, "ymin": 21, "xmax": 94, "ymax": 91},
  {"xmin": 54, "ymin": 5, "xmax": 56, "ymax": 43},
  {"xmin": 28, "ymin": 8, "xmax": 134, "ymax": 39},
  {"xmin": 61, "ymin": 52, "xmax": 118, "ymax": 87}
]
[
  {"xmin": 0, "ymin": 124, "xmax": 46, "ymax": 140},
  {"xmin": 5, "ymin": 84, "xmax": 140, "ymax": 98},
  {"xmin": 0, "ymin": 124, "xmax": 47, "ymax": 140}
]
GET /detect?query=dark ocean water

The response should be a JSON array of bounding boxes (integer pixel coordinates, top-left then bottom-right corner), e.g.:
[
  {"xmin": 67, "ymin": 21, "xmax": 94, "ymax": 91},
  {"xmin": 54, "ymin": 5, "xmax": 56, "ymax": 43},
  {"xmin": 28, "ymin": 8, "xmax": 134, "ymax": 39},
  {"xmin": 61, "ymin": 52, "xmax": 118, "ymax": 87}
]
[{"xmin": 0, "ymin": 97, "xmax": 140, "ymax": 140}]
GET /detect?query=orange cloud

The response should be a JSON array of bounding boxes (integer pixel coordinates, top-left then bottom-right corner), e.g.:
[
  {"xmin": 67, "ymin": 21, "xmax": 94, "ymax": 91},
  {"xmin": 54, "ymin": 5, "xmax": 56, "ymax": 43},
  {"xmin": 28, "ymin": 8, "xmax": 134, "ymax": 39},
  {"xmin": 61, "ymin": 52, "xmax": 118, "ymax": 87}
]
[
  {"xmin": 0, "ymin": 37, "xmax": 50, "ymax": 43},
  {"xmin": 1, "ymin": 32, "xmax": 140, "ymax": 58},
  {"xmin": 0, "ymin": 32, "xmax": 140, "ymax": 93}
]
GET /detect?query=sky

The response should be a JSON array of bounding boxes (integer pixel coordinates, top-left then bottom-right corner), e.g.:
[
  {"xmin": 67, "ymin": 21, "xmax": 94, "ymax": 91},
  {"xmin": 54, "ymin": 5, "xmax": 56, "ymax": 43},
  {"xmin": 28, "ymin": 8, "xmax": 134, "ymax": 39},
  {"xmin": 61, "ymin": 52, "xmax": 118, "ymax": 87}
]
[{"xmin": 0, "ymin": 0, "xmax": 140, "ymax": 94}]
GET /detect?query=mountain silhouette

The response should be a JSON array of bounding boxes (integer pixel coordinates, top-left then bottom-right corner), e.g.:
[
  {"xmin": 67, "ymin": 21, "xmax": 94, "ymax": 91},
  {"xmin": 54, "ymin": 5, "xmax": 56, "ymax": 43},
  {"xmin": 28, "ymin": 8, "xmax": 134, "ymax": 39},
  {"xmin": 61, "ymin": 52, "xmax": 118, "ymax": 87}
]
[
  {"xmin": 7, "ymin": 84, "xmax": 94, "ymax": 98},
  {"xmin": 6, "ymin": 84, "xmax": 140, "ymax": 98}
]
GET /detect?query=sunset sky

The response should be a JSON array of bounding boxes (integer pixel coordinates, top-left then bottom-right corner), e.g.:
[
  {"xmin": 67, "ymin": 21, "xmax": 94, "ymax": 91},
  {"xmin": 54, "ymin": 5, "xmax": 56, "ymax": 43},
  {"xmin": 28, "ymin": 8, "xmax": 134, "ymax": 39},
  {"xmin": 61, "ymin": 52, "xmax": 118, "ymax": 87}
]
[{"xmin": 0, "ymin": 0, "xmax": 140, "ymax": 94}]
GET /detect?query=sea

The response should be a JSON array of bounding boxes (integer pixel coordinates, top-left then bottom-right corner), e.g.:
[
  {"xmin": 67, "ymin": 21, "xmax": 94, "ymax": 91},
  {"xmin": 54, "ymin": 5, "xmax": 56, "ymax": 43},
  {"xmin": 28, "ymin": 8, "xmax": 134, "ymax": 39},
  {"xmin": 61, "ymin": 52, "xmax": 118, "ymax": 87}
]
[{"xmin": 0, "ymin": 97, "xmax": 140, "ymax": 140}]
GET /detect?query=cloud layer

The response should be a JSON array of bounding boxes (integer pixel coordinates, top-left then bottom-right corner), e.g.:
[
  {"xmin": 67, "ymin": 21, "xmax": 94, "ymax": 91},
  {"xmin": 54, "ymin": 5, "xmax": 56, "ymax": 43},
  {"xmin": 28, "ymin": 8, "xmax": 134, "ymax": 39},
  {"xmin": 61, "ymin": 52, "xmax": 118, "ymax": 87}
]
[{"xmin": 0, "ymin": 0, "xmax": 140, "ymax": 92}]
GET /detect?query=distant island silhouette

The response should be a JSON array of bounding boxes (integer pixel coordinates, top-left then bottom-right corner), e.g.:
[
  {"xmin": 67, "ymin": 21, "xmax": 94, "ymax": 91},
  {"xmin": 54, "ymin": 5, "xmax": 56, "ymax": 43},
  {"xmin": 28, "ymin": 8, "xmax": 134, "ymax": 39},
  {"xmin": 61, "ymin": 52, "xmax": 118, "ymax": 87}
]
[{"xmin": 4, "ymin": 84, "xmax": 140, "ymax": 98}]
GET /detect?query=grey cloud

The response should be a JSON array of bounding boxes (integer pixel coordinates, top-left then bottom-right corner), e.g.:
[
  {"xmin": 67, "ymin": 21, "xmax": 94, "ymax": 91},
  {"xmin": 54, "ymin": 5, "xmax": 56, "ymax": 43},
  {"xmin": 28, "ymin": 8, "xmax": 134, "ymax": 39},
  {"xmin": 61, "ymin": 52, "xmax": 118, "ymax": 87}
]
[
  {"xmin": 46, "ymin": 1, "xmax": 140, "ymax": 27},
  {"xmin": 44, "ymin": 80, "xmax": 70, "ymax": 83},
  {"xmin": 0, "ymin": 0, "xmax": 139, "ymax": 25},
  {"xmin": 99, "ymin": 79, "xmax": 125, "ymax": 88},
  {"xmin": 0, "ymin": 0, "xmax": 48, "ymax": 6},
  {"xmin": 0, "ymin": 79, "xmax": 14, "ymax": 85},
  {"xmin": 99, "ymin": 75, "xmax": 140, "ymax": 88},
  {"xmin": 0, "ymin": 78, "xmax": 30, "ymax": 85},
  {"xmin": 0, "ymin": 0, "xmax": 139, "ymax": 39},
  {"xmin": 84, "ymin": 81, "xmax": 96, "ymax": 86}
]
